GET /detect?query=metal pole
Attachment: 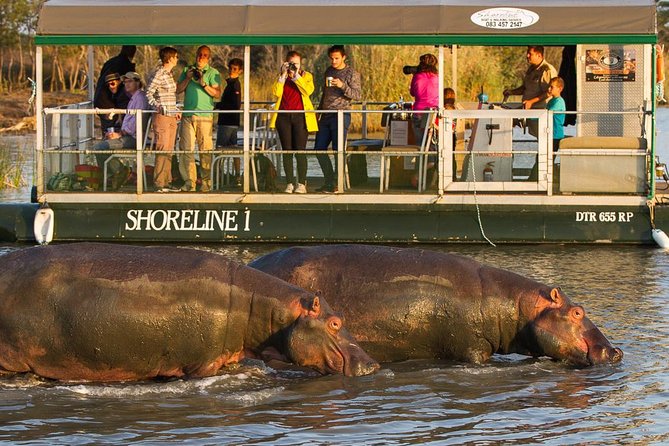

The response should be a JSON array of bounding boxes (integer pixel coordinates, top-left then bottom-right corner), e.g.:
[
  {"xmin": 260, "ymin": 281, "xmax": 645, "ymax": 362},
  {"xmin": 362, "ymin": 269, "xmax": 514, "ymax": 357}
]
[
  {"xmin": 361, "ymin": 101, "xmax": 368, "ymax": 139},
  {"xmin": 135, "ymin": 110, "xmax": 143, "ymax": 194},
  {"xmin": 36, "ymin": 45, "xmax": 44, "ymax": 199},
  {"xmin": 87, "ymin": 45, "xmax": 95, "ymax": 139},
  {"xmin": 438, "ymin": 46, "xmax": 445, "ymax": 192},
  {"xmin": 243, "ymin": 45, "xmax": 251, "ymax": 193},
  {"xmin": 337, "ymin": 110, "xmax": 344, "ymax": 193},
  {"xmin": 439, "ymin": 46, "xmax": 444, "ymax": 108},
  {"xmin": 451, "ymin": 45, "xmax": 458, "ymax": 96}
]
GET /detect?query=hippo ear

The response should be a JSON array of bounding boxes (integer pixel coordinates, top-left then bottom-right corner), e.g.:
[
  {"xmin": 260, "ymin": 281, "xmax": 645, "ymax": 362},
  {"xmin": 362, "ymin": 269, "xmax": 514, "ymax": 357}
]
[
  {"xmin": 549, "ymin": 288, "xmax": 564, "ymax": 306},
  {"xmin": 309, "ymin": 295, "xmax": 321, "ymax": 317}
]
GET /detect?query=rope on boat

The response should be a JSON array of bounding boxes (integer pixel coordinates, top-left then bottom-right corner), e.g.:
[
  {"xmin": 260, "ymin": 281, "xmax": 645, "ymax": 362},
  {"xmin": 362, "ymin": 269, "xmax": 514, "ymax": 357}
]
[
  {"xmin": 469, "ymin": 152, "xmax": 496, "ymax": 247},
  {"xmin": 647, "ymin": 199, "xmax": 656, "ymax": 230}
]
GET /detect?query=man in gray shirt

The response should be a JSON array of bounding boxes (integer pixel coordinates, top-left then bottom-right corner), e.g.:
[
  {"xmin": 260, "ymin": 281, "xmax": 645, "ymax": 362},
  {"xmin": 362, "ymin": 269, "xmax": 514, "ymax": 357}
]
[{"xmin": 314, "ymin": 45, "xmax": 362, "ymax": 193}]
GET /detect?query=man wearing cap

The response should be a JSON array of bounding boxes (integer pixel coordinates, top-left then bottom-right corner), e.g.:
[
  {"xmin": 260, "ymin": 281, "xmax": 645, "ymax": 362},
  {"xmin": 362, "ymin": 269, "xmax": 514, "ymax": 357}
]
[
  {"xmin": 176, "ymin": 45, "xmax": 222, "ymax": 192},
  {"xmin": 94, "ymin": 72, "xmax": 131, "ymax": 136},
  {"xmin": 94, "ymin": 46, "xmax": 136, "ymax": 137},
  {"xmin": 94, "ymin": 71, "xmax": 150, "ymax": 190}
]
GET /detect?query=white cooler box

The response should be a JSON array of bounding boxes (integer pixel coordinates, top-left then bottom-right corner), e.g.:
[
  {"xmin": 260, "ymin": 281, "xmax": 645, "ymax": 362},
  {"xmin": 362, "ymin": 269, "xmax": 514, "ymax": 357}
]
[{"xmin": 559, "ymin": 136, "xmax": 647, "ymax": 193}]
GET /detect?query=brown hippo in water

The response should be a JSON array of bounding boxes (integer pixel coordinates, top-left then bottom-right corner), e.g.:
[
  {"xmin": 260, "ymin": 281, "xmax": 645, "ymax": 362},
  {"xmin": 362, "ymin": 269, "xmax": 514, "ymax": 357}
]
[
  {"xmin": 249, "ymin": 245, "xmax": 623, "ymax": 367},
  {"xmin": 0, "ymin": 243, "xmax": 379, "ymax": 382}
]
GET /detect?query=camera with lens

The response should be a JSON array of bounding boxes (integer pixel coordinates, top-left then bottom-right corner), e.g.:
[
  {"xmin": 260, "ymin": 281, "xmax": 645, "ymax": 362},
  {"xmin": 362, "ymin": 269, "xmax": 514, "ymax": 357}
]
[
  {"xmin": 190, "ymin": 66, "xmax": 203, "ymax": 81},
  {"xmin": 287, "ymin": 62, "xmax": 298, "ymax": 72},
  {"xmin": 402, "ymin": 65, "xmax": 419, "ymax": 75}
]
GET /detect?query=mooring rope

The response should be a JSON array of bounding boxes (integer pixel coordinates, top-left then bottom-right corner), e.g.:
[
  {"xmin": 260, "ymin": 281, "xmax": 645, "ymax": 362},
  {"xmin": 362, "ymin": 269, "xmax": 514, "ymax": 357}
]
[
  {"xmin": 647, "ymin": 199, "xmax": 657, "ymax": 230},
  {"xmin": 469, "ymin": 151, "xmax": 496, "ymax": 247}
]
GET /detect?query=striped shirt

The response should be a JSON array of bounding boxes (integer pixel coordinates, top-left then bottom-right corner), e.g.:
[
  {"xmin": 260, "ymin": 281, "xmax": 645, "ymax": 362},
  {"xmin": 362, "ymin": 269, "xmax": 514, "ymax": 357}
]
[{"xmin": 146, "ymin": 65, "xmax": 178, "ymax": 115}]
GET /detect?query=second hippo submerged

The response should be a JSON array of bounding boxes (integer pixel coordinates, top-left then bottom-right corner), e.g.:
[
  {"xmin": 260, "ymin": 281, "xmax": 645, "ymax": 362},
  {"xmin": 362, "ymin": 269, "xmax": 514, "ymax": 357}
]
[
  {"xmin": 0, "ymin": 243, "xmax": 379, "ymax": 382},
  {"xmin": 250, "ymin": 245, "xmax": 623, "ymax": 367}
]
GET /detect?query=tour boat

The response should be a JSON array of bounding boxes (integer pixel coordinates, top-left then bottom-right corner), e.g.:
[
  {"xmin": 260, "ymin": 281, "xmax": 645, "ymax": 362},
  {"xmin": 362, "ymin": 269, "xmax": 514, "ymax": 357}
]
[{"xmin": 2, "ymin": 0, "xmax": 666, "ymax": 244}]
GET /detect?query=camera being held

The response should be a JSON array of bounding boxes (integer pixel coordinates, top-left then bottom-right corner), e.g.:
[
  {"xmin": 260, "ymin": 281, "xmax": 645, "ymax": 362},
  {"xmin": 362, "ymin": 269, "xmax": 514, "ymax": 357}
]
[
  {"xmin": 287, "ymin": 61, "xmax": 298, "ymax": 73},
  {"xmin": 403, "ymin": 65, "xmax": 419, "ymax": 75},
  {"xmin": 190, "ymin": 65, "xmax": 203, "ymax": 81}
]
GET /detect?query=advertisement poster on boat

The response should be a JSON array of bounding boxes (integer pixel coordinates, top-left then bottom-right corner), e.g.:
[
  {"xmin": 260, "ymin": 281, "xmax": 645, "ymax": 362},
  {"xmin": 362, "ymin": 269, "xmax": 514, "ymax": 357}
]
[{"xmin": 585, "ymin": 49, "xmax": 636, "ymax": 82}]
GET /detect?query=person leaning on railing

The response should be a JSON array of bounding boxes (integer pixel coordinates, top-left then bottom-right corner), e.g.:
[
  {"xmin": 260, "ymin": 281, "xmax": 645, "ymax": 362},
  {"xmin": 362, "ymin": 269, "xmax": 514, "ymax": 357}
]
[
  {"xmin": 146, "ymin": 46, "xmax": 182, "ymax": 192},
  {"xmin": 270, "ymin": 51, "xmax": 318, "ymax": 194},
  {"xmin": 93, "ymin": 71, "xmax": 149, "ymax": 191}
]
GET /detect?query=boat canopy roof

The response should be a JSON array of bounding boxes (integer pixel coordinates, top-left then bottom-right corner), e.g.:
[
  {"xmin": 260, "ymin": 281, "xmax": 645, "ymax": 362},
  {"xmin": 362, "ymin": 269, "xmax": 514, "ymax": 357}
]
[{"xmin": 36, "ymin": 0, "xmax": 657, "ymax": 45}]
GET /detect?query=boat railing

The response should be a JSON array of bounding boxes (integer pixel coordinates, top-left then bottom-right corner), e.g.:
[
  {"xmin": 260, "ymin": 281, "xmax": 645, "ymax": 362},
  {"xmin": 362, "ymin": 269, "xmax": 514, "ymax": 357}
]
[{"xmin": 37, "ymin": 104, "xmax": 649, "ymax": 197}]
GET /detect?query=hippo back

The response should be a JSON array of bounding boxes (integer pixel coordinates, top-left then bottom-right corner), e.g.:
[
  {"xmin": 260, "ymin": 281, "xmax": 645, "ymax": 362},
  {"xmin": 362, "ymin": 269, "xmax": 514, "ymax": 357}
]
[{"xmin": 250, "ymin": 244, "xmax": 622, "ymax": 366}]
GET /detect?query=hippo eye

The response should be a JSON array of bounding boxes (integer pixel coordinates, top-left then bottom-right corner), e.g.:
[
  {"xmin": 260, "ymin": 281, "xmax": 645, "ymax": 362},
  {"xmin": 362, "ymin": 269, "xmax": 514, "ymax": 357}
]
[
  {"xmin": 328, "ymin": 317, "xmax": 342, "ymax": 332},
  {"xmin": 571, "ymin": 307, "xmax": 585, "ymax": 320}
]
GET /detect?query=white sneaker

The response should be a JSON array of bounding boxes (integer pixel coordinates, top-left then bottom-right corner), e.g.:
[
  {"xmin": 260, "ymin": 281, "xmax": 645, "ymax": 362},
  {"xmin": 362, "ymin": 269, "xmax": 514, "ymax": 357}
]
[
  {"xmin": 294, "ymin": 183, "xmax": 307, "ymax": 194},
  {"xmin": 284, "ymin": 183, "xmax": 294, "ymax": 193}
]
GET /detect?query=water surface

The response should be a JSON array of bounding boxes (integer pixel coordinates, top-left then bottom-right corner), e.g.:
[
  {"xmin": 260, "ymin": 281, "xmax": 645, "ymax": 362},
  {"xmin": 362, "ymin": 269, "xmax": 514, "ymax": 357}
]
[{"xmin": 0, "ymin": 243, "xmax": 667, "ymax": 445}]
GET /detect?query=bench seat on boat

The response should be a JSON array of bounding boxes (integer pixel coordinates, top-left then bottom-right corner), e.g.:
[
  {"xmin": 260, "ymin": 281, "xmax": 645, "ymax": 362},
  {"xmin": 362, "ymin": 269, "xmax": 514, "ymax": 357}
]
[{"xmin": 559, "ymin": 136, "xmax": 647, "ymax": 193}]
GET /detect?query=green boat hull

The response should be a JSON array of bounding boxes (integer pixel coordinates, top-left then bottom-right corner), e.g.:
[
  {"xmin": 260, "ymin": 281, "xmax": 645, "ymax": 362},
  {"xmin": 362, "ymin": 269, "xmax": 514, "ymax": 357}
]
[{"xmin": 2, "ymin": 201, "xmax": 665, "ymax": 244}]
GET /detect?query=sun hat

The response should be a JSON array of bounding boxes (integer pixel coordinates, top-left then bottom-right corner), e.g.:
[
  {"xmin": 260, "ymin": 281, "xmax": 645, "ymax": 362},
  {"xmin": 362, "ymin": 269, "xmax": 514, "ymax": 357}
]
[
  {"xmin": 104, "ymin": 72, "xmax": 121, "ymax": 83},
  {"xmin": 121, "ymin": 71, "xmax": 142, "ymax": 82}
]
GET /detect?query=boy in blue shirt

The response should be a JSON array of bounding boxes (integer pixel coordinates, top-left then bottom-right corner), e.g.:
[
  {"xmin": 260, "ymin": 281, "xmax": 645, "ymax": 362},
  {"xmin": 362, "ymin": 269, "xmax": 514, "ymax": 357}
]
[{"xmin": 547, "ymin": 76, "xmax": 566, "ymax": 152}]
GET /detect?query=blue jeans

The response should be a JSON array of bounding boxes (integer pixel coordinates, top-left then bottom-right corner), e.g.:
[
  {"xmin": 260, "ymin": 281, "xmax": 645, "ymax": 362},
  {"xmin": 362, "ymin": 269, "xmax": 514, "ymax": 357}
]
[
  {"xmin": 313, "ymin": 113, "xmax": 351, "ymax": 186},
  {"xmin": 94, "ymin": 135, "xmax": 136, "ymax": 174},
  {"xmin": 216, "ymin": 125, "xmax": 239, "ymax": 147}
]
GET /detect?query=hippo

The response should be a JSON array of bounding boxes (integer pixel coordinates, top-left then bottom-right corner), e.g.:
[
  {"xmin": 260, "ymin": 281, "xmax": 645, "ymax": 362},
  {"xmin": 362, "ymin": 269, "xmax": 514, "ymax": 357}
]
[
  {"xmin": 249, "ymin": 245, "xmax": 623, "ymax": 367},
  {"xmin": 0, "ymin": 243, "xmax": 379, "ymax": 382}
]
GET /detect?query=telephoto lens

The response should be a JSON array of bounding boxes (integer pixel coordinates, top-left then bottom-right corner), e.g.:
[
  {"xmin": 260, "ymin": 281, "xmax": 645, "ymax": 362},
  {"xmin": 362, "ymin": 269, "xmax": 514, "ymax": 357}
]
[{"xmin": 402, "ymin": 65, "xmax": 419, "ymax": 75}]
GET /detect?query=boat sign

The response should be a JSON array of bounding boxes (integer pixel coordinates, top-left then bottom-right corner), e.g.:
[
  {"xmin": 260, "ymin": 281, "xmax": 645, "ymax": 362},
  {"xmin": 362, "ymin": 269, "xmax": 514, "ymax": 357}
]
[
  {"xmin": 470, "ymin": 8, "xmax": 539, "ymax": 30},
  {"xmin": 575, "ymin": 211, "xmax": 634, "ymax": 223},
  {"xmin": 125, "ymin": 209, "xmax": 251, "ymax": 232}
]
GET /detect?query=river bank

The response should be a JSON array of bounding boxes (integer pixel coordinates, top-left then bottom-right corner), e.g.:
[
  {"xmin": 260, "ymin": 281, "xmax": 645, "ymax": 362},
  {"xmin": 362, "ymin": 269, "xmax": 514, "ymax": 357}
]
[{"xmin": 0, "ymin": 88, "xmax": 86, "ymax": 133}]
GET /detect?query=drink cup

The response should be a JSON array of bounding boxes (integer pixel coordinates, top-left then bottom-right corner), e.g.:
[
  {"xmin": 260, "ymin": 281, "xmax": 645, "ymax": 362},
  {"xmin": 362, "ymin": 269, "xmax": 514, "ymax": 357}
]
[{"xmin": 326, "ymin": 77, "xmax": 334, "ymax": 87}]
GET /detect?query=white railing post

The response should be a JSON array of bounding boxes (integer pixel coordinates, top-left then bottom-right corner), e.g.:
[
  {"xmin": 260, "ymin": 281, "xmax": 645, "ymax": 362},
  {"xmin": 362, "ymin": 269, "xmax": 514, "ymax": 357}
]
[
  {"xmin": 440, "ymin": 109, "xmax": 449, "ymax": 193},
  {"xmin": 337, "ymin": 110, "xmax": 344, "ymax": 193},
  {"xmin": 36, "ymin": 45, "xmax": 44, "ymax": 198},
  {"xmin": 135, "ymin": 110, "xmax": 144, "ymax": 194},
  {"xmin": 243, "ymin": 45, "xmax": 251, "ymax": 194},
  {"xmin": 361, "ymin": 101, "xmax": 368, "ymax": 139}
]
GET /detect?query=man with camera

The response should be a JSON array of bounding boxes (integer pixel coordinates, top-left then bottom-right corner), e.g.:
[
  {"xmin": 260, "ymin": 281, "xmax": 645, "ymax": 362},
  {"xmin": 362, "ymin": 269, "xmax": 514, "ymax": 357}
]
[{"xmin": 177, "ymin": 45, "xmax": 222, "ymax": 192}]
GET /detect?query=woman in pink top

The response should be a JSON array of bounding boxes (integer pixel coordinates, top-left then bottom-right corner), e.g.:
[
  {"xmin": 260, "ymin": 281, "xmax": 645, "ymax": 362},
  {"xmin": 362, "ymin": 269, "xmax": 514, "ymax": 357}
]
[{"xmin": 409, "ymin": 53, "xmax": 439, "ymax": 142}]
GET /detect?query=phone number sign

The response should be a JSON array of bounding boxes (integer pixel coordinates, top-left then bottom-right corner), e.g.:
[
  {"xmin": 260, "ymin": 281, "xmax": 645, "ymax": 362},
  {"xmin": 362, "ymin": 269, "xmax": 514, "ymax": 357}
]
[{"xmin": 470, "ymin": 8, "xmax": 539, "ymax": 30}]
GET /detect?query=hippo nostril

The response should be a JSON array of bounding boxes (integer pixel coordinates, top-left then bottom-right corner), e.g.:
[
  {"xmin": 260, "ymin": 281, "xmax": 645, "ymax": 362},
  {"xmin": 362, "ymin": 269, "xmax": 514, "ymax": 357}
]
[
  {"xmin": 354, "ymin": 360, "xmax": 380, "ymax": 376},
  {"xmin": 610, "ymin": 347, "xmax": 623, "ymax": 362}
]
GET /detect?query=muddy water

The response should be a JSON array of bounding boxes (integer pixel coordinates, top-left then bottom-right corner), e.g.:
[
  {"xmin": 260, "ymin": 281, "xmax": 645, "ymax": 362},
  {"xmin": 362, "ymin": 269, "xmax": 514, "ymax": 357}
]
[{"xmin": 0, "ymin": 243, "xmax": 667, "ymax": 444}]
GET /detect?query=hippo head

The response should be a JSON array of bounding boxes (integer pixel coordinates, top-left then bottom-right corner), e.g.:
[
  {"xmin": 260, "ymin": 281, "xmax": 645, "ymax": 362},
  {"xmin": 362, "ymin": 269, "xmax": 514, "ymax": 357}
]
[
  {"xmin": 285, "ymin": 296, "xmax": 380, "ymax": 377},
  {"xmin": 524, "ymin": 288, "xmax": 623, "ymax": 367}
]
